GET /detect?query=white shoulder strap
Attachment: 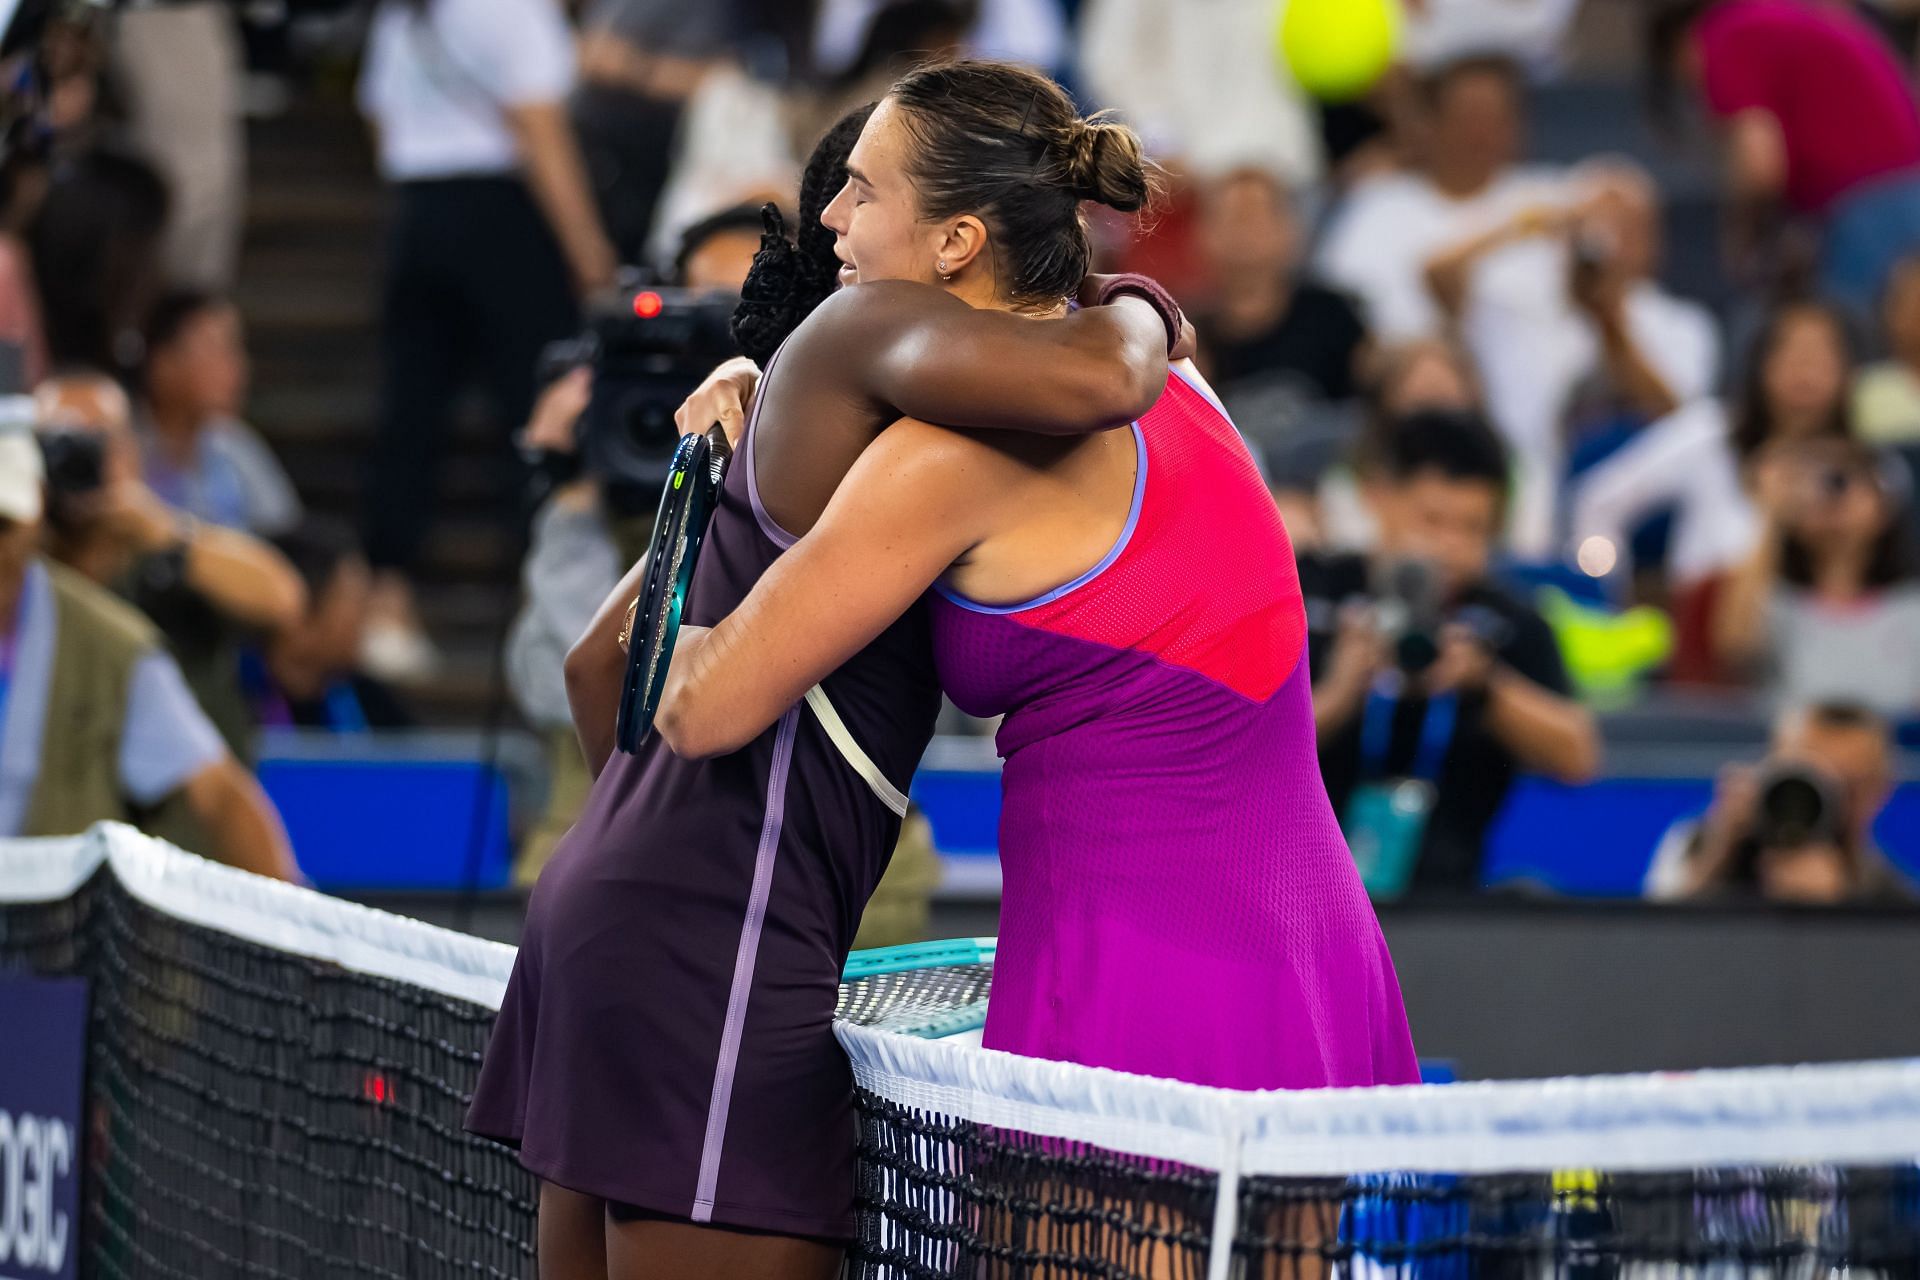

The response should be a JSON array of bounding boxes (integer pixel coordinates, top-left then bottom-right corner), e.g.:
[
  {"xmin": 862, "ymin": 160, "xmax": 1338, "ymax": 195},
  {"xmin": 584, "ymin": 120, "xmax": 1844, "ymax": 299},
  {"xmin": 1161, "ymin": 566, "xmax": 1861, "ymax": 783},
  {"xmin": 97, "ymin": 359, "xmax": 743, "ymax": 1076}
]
[{"xmin": 803, "ymin": 685, "xmax": 909, "ymax": 818}]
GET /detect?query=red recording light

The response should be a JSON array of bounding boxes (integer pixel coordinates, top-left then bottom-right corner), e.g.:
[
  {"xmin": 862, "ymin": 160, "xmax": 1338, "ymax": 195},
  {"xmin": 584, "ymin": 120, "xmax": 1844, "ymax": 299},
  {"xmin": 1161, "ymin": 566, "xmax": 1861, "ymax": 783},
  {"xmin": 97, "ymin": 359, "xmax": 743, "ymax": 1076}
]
[
  {"xmin": 363, "ymin": 1072, "xmax": 392, "ymax": 1105},
  {"xmin": 633, "ymin": 291, "xmax": 664, "ymax": 319}
]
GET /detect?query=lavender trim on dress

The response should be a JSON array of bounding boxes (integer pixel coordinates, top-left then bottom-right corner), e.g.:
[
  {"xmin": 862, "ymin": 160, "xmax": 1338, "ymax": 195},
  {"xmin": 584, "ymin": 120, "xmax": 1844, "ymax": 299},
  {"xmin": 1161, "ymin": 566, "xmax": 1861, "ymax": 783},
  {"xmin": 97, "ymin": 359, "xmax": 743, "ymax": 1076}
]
[{"xmin": 691, "ymin": 705, "xmax": 801, "ymax": 1220}]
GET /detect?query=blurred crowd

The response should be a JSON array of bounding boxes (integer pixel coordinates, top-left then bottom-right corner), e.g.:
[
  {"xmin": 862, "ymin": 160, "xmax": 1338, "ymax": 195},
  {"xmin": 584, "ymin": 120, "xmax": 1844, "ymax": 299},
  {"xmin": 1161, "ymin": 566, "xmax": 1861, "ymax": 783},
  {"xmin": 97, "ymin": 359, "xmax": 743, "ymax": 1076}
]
[{"xmin": 2, "ymin": 0, "xmax": 1919, "ymax": 909}]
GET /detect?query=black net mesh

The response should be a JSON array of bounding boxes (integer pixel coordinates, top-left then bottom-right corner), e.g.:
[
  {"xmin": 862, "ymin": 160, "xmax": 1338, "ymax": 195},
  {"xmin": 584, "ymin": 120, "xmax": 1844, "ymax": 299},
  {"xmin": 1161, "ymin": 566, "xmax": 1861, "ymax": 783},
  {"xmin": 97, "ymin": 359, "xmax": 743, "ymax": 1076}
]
[
  {"xmin": 850, "ymin": 1097, "xmax": 1920, "ymax": 1280},
  {"xmin": 6, "ymin": 861, "xmax": 1919, "ymax": 1280},
  {"xmin": 850, "ymin": 1091, "xmax": 1218, "ymax": 1280},
  {"xmin": 0, "ymin": 868, "xmax": 536, "ymax": 1280}
]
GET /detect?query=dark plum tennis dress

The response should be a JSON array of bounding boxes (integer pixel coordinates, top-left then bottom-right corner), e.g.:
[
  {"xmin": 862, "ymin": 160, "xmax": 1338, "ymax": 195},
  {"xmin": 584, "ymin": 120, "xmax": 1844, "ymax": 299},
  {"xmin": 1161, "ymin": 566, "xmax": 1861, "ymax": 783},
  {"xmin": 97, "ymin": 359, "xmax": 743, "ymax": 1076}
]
[{"xmin": 466, "ymin": 380, "xmax": 941, "ymax": 1239}]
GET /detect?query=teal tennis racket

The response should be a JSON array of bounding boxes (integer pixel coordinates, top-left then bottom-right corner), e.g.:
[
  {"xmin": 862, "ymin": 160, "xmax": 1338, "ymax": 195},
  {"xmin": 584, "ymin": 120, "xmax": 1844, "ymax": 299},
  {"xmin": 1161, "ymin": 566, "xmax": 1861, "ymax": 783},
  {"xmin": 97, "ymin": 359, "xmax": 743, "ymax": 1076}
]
[{"xmin": 615, "ymin": 425, "xmax": 731, "ymax": 754}]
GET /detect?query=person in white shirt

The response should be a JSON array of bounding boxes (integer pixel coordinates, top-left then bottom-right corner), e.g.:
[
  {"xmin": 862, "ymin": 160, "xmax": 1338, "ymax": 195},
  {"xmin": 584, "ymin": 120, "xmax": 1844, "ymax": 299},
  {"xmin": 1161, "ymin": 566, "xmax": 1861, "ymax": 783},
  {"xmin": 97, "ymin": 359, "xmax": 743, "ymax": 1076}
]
[
  {"xmin": 1853, "ymin": 253, "xmax": 1920, "ymax": 445},
  {"xmin": 1076, "ymin": 0, "xmax": 1323, "ymax": 189},
  {"xmin": 1321, "ymin": 60, "xmax": 1718, "ymax": 555},
  {"xmin": 1572, "ymin": 299, "xmax": 1855, "ymax": 642},
  {"xmin": 356, "ymin": 0, "xmax": 617, "ymax": 681},
  {"xmin": 1431, "ymin": 163, "xmax": 1723, "ymax": 556},
  {"xmin": 1399, "ymin": 0, "xmax": 1585, "ymax": 75},
  {"xmin": 1318, "ymin": 58, "xmax": 1563, "ymax": 343}
]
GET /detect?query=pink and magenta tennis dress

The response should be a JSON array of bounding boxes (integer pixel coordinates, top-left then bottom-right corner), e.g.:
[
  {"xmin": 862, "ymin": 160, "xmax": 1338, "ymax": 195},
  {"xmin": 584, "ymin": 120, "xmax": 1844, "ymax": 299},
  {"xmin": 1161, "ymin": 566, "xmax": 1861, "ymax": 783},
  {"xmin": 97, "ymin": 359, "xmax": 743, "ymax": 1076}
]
[{"xmin": 933, "ymin": 368, "xmax": 1420, "ymax": 1091}]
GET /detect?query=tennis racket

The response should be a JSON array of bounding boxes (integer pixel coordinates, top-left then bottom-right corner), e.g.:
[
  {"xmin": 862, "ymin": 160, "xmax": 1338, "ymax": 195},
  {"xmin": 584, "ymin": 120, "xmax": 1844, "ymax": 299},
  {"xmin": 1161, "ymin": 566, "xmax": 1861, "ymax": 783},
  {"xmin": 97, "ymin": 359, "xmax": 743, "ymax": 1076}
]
[{"xmin": 614, "ymin": 425, "xmax": 732, "ymax": 754}]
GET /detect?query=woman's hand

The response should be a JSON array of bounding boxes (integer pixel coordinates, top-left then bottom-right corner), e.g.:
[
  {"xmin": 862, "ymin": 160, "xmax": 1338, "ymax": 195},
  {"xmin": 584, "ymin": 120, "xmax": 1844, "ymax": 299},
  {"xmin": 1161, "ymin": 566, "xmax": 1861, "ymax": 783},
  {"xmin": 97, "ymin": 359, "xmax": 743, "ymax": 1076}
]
[
  {"xmin": 520, "ymin": 366, "xmax": 593, "ymax": 455},
  {"xmin": 675, "ymin": 356, "xmax": 762, "ymax": 448},
  {"xmin": 1750, "ymin": 441, "xmax": 1809, "ymax": 530}
]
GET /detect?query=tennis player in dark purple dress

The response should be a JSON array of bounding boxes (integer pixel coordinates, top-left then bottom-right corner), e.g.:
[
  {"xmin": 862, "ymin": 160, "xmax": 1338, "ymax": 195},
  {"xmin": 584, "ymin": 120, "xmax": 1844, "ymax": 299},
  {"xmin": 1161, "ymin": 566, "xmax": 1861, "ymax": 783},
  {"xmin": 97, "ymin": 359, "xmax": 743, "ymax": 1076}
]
[{"xmin": 466, "ymin": 93, "xmax": 1187, "ymax": 1276}]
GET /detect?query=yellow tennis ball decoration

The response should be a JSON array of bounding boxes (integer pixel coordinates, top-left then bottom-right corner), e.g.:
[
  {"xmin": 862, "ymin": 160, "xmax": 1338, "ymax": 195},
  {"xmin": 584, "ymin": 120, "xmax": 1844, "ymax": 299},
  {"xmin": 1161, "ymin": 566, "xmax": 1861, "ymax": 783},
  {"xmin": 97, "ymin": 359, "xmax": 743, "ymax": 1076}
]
[{"xmin": 1276, "ymin": 0, "xmax": 1403, "ymax": 103}]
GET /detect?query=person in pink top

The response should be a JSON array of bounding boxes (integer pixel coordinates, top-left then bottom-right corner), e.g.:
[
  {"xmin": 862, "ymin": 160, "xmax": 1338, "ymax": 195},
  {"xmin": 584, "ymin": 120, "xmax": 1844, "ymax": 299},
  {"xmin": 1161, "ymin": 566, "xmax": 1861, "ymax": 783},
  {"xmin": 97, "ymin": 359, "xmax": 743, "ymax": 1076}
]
[
  {"xmin": 659, "ymin": 61, "xmax": 1419, "ymax": 1094},
  {"xmin": 1652, "ymin": 0, "xmax": 1920, "ymax": 314}
]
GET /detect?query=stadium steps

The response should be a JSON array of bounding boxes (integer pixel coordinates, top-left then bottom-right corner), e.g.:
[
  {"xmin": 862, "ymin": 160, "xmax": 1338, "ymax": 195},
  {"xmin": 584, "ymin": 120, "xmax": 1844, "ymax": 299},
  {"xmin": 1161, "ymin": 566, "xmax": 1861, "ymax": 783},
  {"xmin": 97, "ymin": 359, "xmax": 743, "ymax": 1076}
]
[{"xmin": 232, "ymin": 92, "xmax": 527, "ymax": 725}]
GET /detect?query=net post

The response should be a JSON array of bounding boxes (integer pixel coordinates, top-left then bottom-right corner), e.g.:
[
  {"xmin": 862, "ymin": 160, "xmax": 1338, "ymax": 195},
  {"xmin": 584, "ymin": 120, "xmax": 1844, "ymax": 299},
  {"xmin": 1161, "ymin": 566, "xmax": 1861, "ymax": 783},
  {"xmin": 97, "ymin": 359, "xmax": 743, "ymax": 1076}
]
[{"xmin": 1205, "ymin": 1119, "xmax": 1244, "ymax": 1280}]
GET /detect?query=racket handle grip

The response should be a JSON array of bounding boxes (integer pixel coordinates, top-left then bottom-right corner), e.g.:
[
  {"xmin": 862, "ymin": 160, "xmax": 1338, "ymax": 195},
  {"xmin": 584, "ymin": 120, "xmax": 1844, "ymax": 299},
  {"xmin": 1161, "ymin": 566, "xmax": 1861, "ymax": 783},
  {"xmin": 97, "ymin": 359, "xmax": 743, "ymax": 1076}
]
[{"xmin": 1090, "ymin": 273, "xmax": 1184, "ymax": 355}]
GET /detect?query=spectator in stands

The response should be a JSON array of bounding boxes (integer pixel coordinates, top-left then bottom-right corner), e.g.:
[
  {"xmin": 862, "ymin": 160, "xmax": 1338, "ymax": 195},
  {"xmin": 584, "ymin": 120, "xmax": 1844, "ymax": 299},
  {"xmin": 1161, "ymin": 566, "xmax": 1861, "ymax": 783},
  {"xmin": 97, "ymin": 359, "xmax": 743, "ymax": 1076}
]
[
  {"xmin": 108, "ymin": 1, "xmax": 245, "ymax": 291},
  {"xmin": 1571, "ymin": 299, "xmax": 1854, "ymax": 680},
  {"xmin": 1713, "ymin": 438, "xmax": 1920, "ymax": 718},
  {"xmin": 1415, "ymin": 159, "xmax": 1715, "ymax": 557},
  {"xmin": 1300, "ymin": 409, "xmax": 1601, "ymax": 894},
  {"xmin": 1559, "ymin": 161, "xmax": 1722, "ymax": 435},
  {"xmin": 1077, "ymin": 0, "xmax": 1322, "ymax": 190},
  {"xmin": 0, "ymin": 419, "xmax": 297, "ymax": 879},
  {"xmin": 357, "ymin": 0, "xmax": 617, "ymax": 682},
  {"xmin": 253, "ymin": 519, "xmax": 408, "ymax": 732},
  {"xmin": 1317, "ymin": 56, "xmax": 1560, "ymax": 345},
  {"xmin": 1645, "ymin": 702, "xmax": 1911, "ymax": 902},
  {"xmin": 27, "ymin": 150, "xmax": 169, "ymax": 378},
  {"xmin": 672, "ymin": 203, "xmax": 767, "ymax": 297},
  {"xmin": 1650, "ymin": 0, "xmax": 1920, "ymax": 315},
  {"xmin": 1194, "ymin": 167, "xmax": 1369, "ymax": 407},
  {"xmin": 138, "ymin": 290, "xmax": 302, "ymax": 538},
  {"xmin": 1313, "ymin": 339, "xmax": 1486, "ymax": 552},
  {"xmin": 1853, "ymin": 253, "xmax": 1920, "ymax": 445},
  {"xmin": 36, "ymin": 371, "xmax": 306, "ymax": 757},
  {"xmin": 569, "ymin": 0, "xmax": 742, "ymax": 265},
  {"xmin": 1317, "ymin": 57, "xmax": 1663, "ymax": 555},
  {"xmin": 647, "ymin": 2, "xmax": 973, "ymax": 269}
]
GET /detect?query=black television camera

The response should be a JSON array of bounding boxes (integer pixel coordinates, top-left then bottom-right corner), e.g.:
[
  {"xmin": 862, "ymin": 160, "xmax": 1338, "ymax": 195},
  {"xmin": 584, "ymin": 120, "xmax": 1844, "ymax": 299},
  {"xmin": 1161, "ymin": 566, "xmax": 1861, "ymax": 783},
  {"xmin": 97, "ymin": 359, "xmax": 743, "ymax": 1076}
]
[{"xmin": 536, "ymin": 287, "xmax": 739, "ymax": 514}]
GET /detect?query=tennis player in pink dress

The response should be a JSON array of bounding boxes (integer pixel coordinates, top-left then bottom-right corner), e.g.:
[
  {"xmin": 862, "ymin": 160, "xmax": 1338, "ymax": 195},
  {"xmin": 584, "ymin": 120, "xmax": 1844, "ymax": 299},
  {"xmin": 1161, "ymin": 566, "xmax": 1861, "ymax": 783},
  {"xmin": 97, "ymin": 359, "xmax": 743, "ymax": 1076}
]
[{"xmin": 927, "ymin": 366, "xmax": 1417, "ymax": 1090}]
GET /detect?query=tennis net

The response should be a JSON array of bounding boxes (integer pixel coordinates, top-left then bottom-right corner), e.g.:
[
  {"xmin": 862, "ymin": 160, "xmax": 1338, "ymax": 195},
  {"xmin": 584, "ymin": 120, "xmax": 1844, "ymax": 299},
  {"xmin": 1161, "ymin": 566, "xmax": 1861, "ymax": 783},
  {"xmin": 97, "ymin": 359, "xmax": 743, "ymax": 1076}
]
[{"xmin": 4, "ymin": 825, "xmax": 1919, "ymax": 1279}]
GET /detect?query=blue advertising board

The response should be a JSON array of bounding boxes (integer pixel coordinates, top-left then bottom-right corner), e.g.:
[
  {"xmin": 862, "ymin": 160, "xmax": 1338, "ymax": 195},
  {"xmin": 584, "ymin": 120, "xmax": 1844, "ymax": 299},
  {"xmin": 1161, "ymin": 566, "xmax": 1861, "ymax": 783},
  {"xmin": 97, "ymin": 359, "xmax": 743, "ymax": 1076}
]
[{"xmin": 0, "ymin": 977, "xmax": 87, "ymax": 1280}]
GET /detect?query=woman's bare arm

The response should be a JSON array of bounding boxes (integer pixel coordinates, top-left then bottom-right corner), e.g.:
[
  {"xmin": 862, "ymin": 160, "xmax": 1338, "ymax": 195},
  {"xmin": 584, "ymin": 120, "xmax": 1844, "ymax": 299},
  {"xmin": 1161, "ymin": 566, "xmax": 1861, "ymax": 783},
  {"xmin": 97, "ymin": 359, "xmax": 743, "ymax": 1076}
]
[
  {"xmin": 565, "ymin": 551, "xmax": 650, "ymax": 777},
  {"xmin": 655, "ymin": 419, "xmax": 1002, "ymax": 759},
  {"xmin": 793, "ymin": 280, "xmax": 1178, "ymax": 435}
]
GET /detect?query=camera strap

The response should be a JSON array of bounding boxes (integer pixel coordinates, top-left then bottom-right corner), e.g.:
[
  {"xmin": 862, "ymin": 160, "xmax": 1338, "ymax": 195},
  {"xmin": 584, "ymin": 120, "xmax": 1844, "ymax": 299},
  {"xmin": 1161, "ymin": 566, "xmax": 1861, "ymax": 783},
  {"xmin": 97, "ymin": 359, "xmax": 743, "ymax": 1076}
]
[
  {"xmin": 0, "ymin": 619, "xmax": 18, "ymax": 739},
  {"xmin": 1359, "ymin": 674, "xmax": 1458, "ymax": 786}
]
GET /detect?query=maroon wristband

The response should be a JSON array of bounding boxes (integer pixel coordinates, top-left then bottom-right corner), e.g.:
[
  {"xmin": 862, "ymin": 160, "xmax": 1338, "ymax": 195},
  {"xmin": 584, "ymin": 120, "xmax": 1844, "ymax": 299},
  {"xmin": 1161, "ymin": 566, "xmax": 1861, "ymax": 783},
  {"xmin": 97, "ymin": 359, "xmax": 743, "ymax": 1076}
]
[{"xmin": 1091, "ymin": 273, "xmax": 1184, "ymax": 355}]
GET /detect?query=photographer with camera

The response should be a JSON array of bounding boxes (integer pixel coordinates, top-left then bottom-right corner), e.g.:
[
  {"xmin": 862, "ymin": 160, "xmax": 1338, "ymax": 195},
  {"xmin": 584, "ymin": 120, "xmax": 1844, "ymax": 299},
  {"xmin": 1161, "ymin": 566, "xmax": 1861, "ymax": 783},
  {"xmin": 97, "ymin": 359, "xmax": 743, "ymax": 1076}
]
[
  {"xmin": 1713, "ymin": 436, "xmax": 1920, "ymax": 718},
  {"xmin": 505, "ymin": 210, "xmax": 764, "ymax": 882},
  {"xmin": 35, "ymin": 371, "xmax": 306, "ymax": 757},
  {"xmin": 1412, "ymin": 157, "xmax": 1719, "ymax": 558},
  {"xmin": 1301, "ymin": 408, "xmax": 1601, "ymax": 895},
  {"xmin": 1644, "ymin": 702, "xmax": 1912, "ymax": 903},
  {"xmin": 0, "ymin": 413, "xmax": 297, "ymax": 880}
]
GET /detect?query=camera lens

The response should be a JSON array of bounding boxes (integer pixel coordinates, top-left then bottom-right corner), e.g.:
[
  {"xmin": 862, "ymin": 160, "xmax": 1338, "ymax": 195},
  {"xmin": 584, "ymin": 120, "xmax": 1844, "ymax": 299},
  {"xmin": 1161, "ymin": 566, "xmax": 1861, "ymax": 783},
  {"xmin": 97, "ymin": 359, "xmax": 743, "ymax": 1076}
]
[
  {"xmin": 1754, "ymin": 766, "xmax": 1841, "ymax": 849},
  {"xmin": 1395, "ymin": 629, "xmax": 1439, "ymax": 675}
]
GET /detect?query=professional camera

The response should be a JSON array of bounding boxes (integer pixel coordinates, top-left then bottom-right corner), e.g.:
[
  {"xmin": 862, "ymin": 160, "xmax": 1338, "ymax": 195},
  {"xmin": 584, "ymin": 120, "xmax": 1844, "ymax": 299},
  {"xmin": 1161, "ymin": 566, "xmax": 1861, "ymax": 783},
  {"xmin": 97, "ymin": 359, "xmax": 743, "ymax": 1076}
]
[
  {"xmin": 1371, "ymin": 558, "xmax": 1444, "ymax": 674},
  {"xmin": 1751, "ymin": 762, "xmax": 1847, "ymax": 851},
  {"xmin": 538, "ymin": 287, "xmax": 738, "ymax": 512},
  {"xmin": 38, "ymin": 428, "xmax": 103, "ymax": 497},
  {"xmin": 1369, "ymin": 558, "xmax": 1512, "ymax": 676},
  {"xmin": 34, "ymin": 425, "xmax": 106, "ymax": 533}
]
